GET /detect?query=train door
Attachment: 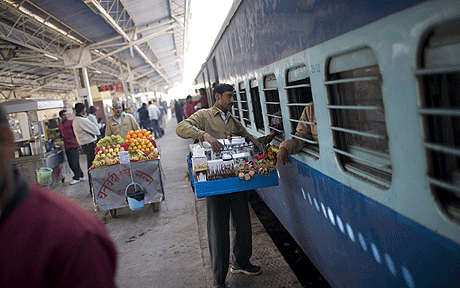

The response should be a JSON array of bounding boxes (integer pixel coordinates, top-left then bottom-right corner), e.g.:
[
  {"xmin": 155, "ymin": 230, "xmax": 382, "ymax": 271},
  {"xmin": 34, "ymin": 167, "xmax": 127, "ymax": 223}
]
[{"xmin": 249, "ymin": 78, "xmax": 265, "ymax": 133}]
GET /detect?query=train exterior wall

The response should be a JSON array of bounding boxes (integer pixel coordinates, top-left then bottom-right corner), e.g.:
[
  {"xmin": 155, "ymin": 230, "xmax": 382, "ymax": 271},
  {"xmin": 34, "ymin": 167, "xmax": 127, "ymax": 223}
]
[
  {"xmin": 212, "ymin": 0, "xmax": 426, "ymax": 83},
  {"xmin": 259, "ymin": 159, "xmax": 460, "ymax": 287},
  {"xmin": 194, "ymin": 0, "xmax": 460, "ymax": 287}
]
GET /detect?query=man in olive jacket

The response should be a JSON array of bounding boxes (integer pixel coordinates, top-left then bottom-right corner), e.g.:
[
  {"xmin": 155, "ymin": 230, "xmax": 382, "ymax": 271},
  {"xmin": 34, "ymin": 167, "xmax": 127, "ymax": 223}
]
[
  {"xmin": 105, "ymin": 102, "xmax": 139, "ymax": 138},
  {"xmin": 176, "ymin": 83, "xmax": 275, "ymax": 288}
]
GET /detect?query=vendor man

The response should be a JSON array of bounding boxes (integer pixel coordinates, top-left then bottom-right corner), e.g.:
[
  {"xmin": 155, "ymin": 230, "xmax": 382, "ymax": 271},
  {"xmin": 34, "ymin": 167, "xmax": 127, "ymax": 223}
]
[
  {"xmin": 176, "ymin": 83, "xmax": 276, "ymax": 288},
  {"xmin": 105, "ymin": 101, "xmax": 139, "ymax": 138}
]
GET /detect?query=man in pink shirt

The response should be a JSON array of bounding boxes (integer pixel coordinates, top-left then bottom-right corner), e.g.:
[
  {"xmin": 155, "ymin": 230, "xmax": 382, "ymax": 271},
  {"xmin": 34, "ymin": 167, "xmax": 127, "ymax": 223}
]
[
  {"xmin": 58, "ymin": 109, "xmax": 84, "ymax": 185},
  {"xmin": 0, "ymin": 104, "xmax": 118, "ymax": 288},
  {"xmin": 183, "ymin": 95, "xmax": 202, "ymax": 118}
]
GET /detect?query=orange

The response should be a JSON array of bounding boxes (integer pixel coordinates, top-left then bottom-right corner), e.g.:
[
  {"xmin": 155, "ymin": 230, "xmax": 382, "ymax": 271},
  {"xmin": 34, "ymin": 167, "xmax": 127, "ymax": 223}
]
[{"xmin": 128, "ymin": 130, "xmax": 134, "ymax": 135}]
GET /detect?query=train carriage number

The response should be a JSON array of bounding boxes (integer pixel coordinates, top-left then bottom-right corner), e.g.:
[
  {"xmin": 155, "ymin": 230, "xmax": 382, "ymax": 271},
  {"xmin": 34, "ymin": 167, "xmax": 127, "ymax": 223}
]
[{"xmin": 311, "ymin": 64, "xmax": 321, "ymax": 74}]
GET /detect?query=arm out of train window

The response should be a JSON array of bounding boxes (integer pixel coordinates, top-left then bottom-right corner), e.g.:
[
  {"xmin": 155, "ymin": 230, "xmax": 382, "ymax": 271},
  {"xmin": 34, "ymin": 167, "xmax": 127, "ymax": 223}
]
[{"xmin": 278, "ymin": 103, "xmax": 316, "ymax": 163}]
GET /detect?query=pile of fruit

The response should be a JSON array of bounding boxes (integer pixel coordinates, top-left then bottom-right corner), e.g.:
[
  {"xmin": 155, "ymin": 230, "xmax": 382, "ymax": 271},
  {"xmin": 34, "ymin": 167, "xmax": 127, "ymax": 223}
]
[
  {"xmin": 91, "ymin": 130, "xmax": 160, "ymax": 168},
  {"xmin": 124, "ymin": 129, "xmax": 152, "ymax": 143},
  {"xmin": 97, "ymin": 135, "xmax": 124, "ymax": 147},
  {"xmin": 128, "ymin": 139, "xmax": 155, "ymax": 153}
]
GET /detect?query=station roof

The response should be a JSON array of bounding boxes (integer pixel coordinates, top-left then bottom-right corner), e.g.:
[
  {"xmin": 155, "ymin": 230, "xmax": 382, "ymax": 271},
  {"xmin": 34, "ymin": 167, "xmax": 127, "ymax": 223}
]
[{"xmin": 0, "ymin": 0, "xmax": 189, "ymax": 100}]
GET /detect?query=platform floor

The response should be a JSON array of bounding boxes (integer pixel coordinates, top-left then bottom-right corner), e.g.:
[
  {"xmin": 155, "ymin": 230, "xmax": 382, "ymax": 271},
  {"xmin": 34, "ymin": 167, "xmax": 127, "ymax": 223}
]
[{"xmin": 52, "ymin": 113, "xmax": 301, "ymax": 288}]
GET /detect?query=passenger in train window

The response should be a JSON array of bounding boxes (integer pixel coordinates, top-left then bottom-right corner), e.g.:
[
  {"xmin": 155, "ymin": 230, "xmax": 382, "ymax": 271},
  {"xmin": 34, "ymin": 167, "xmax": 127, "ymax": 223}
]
[
  {"xmin": 176, "ymin": 83, "xmax": 277, "ymax": 287},
  {"xmin": 277, "ymin": 103, "xmax": 317, "ymax": 165}
]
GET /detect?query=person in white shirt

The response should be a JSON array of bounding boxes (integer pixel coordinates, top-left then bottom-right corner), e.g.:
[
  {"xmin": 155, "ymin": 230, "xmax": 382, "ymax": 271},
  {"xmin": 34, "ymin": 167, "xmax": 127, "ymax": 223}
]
[
  {"xmin": 87, "ymin": 106, "xmax": 102, "ymax": 138},
  {"xmin": 147, "ymin": 101, "xmax": 163, "ymax": 139},
  {"xmin": 72, "ymin": 103, "xmax": 100, "ymax": 194}
]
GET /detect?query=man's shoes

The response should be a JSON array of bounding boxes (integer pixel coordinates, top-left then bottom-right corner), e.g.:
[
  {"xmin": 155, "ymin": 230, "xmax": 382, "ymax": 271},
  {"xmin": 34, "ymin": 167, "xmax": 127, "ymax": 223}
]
[
  {"xmin": 69, "ymin": 179, "xmax": 80, "ymax": 185},
  {"xmin": 213, "ymin": 282, "xmax": 227, "ymax": 288},
  {"xmin": 80, "ymin": 176, "xmax": 86, "ymax": 181},
  {"xmin": 230, "ymin": 263, "xmax": 262, "ymax": 275}
]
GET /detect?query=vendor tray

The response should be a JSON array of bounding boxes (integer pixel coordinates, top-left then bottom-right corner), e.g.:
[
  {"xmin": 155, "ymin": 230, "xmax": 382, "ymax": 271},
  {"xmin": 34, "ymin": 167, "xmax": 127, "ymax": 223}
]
[{"xmin": 187, "ymin": 154, "xmax": 279, "ymax": 198}]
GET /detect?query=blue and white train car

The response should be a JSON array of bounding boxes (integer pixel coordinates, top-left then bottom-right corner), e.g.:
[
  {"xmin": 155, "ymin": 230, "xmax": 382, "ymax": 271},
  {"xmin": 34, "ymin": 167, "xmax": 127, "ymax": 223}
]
[{"xmin": 192, "ymin": 1, "xmax": 460, "ymax": 287}]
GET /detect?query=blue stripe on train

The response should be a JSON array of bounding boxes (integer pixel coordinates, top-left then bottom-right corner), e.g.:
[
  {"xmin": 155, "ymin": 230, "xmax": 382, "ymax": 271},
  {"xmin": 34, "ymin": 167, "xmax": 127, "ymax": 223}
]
[{"xmin": 257, "ymin": 158, "xmax": 460, "ymax": 288}]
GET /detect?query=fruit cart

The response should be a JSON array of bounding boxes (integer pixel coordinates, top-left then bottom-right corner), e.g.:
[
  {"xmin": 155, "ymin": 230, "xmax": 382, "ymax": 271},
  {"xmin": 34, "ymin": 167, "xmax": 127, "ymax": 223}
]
[
  {"xmin": 90, "ymin": 158, "xmax": 164, "ymax": 217},
  {"xmin": 89, "ymin": 131, "xmax": 164, "ymax": 217}
]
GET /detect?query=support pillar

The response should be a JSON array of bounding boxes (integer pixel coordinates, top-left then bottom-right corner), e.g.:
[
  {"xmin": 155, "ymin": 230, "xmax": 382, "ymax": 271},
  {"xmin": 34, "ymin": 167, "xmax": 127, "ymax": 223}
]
[{"xmin": 74, "ymin": 67, "xmax": 93, "ymax": 108}]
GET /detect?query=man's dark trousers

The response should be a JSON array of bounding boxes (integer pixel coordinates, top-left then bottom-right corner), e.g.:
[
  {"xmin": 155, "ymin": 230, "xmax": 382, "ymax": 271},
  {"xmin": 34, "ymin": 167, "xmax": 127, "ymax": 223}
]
[
  {"xmin": 65, "ymin": 147, "xmax": 83, "ymax": 180},
  {"xmin": 151, "ymin": 119, "xmax": 163, "ymax": 139},
  {"xmin": 81, "ymin": 141, "xmax": 96, "ymax": 193},
  {"xmin": 206, "ymin": 191, "xmax": 252, "ymax": 283}
]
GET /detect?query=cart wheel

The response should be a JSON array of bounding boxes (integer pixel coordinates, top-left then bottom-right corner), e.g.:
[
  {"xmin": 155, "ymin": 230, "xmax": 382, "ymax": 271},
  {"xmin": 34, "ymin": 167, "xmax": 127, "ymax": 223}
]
[
  {"xmin": 109, "ymin": 209, "xmax": 117, "ymax": 218},
  {"xmin": 151, "ymin": 203, "xmax": 156, "ymax": 212},
  {"xmin": 61, "ymin": 178, "xmax": 65, "ymax": 183}
]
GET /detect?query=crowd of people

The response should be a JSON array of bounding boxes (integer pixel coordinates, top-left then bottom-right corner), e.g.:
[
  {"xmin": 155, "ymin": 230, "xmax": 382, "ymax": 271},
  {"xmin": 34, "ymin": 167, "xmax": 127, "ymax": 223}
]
[{"xmin": 0, "ymin": 83, "xmax": 315, "ymax": 287}]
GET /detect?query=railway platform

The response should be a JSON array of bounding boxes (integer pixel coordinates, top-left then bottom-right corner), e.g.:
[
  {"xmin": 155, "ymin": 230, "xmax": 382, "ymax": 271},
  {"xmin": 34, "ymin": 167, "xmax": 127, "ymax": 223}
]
[{"xmin": 51, "ymin": 112, "xmax": 302, "ymax": 288}]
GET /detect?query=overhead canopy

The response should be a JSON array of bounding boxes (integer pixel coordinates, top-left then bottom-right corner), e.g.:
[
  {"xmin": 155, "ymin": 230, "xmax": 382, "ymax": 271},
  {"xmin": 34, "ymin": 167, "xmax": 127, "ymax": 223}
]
[{"xmin": 0, "ymin": 0, "xmax": 189, "ymax": 100}]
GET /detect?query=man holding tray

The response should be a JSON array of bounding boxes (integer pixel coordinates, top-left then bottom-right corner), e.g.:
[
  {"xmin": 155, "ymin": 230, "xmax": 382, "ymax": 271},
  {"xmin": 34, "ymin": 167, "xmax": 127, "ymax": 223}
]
[{"xmin": 176, "ymin": 83, "xmax": 276, "ymax": 288}]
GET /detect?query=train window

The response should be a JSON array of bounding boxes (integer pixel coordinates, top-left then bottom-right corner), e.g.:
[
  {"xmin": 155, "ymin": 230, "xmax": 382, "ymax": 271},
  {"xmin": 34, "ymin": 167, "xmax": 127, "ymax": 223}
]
[
  {"xmin": 326, "ymin": 48, "xmax": 391, "ymax": 187},
  {"xmin": 417, "ymin": 21, "xmax": 460, "ymax": 221},
  {"xmin": 285, "ymin": 65, "xmax": 318, "ymax": 157},
  {"xmin": 232, "ymin": 89, "xmax": 241, "ymax": 121},
  {"xmin": 250, "ymin": 79, "xmax": 265, "ymax": 133},
  {"xmin": 238, "ymin": 82, "xmax": 251, "ymax": 128},
  {"xmin": 263, "ymin": 74, "xmax": 284, "ymax": 141}
]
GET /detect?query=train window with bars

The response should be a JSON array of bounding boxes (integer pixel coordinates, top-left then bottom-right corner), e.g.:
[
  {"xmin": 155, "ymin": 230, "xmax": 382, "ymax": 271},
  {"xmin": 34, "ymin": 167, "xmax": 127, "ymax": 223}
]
[
  {"xmin": 326, "ymin": 47, "xmax": 392, "ymax": 187},
  {"xmin": 417, "ymin": 21, "xmax": 460, "ymax": 221},
  {"xmin": 263, "ymin": 74, "xmax": 284, "ymax": 141},
  {"xmin": 250, "ymin": 79, "xmax": 265, "ymax": 133},
  {"xmin": 232, "ymin": 83, "xmax": 241, "ymax": 121},
  {"xmin": 238, "ymin": 82, "xmax": 251, "ymax": 128},
  {"xmin": 285, "ymin": 65, "xmax": 318, "ymax": 156}
]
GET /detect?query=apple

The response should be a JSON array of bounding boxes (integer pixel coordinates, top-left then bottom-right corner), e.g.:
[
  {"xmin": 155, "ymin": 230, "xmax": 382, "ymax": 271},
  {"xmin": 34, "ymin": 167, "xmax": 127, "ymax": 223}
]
[
  {"xmin": 110, "ymin": 145, "xmax": 115, "ymax": 149},
  {"xmin": 116, "ymin": 144, "xmax": 121, "ymax": 148},
  {"xmin": 108, "ymin": 148, "xmax": 114, "ymax": 153}
]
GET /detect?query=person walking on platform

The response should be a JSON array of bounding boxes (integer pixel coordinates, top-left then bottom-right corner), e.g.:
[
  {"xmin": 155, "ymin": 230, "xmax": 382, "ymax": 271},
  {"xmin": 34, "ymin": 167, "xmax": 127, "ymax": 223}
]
[
  {"xmin": 175, "ymin": 99, "xmax": 185, "ymax": 123},
  {"xmin": 87, "ymin": 106, "xmax": 102, "ymax": 140},
  {"xmin": 148, "ymin": 101, "xmax": 163, "ymax": 139},
  {"xmin": 58, "ymin": 109, "xmax": 84, "ymax": 185},
  {"xmin": 137, "ymin": 103, "xmax": 150, "ymax": 130},
  {"xmin": 105, "ymin": 101, "xmax": 139, "ymax": 138},
  {"xmin": 176, "ymin": 83, "xmax": 276, "ymax": 288},
  {"xmin": 72, "ymin": 103, "xmax": 100, "ymax": 194},
  {"xmin": 0, "ymin": 104, "xmax": 118, "ymax": 288}
]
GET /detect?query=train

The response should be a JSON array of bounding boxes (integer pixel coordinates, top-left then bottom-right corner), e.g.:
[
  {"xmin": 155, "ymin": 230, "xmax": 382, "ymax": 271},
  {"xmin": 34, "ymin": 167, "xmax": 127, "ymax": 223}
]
[{"xmin": 189, "ymin": 0, "xmax": 460, "ymax": 287}]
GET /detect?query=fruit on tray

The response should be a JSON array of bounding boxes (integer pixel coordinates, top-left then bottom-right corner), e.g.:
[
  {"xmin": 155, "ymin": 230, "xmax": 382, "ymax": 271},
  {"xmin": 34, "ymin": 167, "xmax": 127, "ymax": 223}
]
[
  {"xmin": 92, "ymin": 156, "xmax": 120, "ymax": 168},
  {"xmin": 95, "ymin": 144, "xmax": 126, "ymax": 158},
  {"xmin": 125, "ymin": 129, "xmax": 152, "ymax": 143},
  {"xmin": 97, "ymin": 135, "xmax": 124, "ymax": 147},
  {"xmin": 128, "ymin": 149, "xmax": 159, "ymax": 161},
  {"xmin": 127, "ymin": 138, "xmax": 155, "ymax": 153}
]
